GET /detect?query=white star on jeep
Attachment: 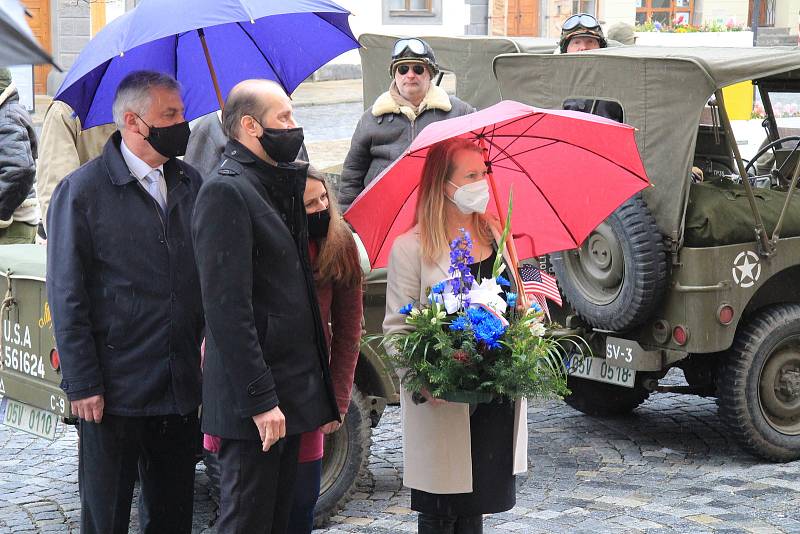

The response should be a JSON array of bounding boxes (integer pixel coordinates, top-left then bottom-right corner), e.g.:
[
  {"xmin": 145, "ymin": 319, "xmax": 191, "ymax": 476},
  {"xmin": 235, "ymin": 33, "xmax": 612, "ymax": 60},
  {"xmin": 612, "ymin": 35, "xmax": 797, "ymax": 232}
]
[{"xmin": 737, "ymin": 256, "xmax": 757, "ymax": 281}]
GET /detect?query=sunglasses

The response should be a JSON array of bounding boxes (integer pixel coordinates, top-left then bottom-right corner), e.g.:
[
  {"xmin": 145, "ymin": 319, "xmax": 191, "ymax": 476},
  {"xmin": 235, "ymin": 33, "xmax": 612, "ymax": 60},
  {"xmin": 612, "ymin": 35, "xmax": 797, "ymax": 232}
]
[
  {"xmin": 397, "ymin": 64, "xmax": 426, "ymax": 76},
  {"xmin": 562, "ymin": 13, "xmax": 600, "ymax": 31},
  {"xmin": 393, "ymin": 38, "xmax": 427, "ymax": 57}
]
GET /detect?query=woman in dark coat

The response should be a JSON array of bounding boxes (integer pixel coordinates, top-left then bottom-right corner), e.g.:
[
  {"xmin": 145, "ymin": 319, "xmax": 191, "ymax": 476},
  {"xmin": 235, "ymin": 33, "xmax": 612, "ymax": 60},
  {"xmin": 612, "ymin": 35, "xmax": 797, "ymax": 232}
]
[{"xmin": 287, "ymin": 167, "xmax": 363, "ymax": 533}]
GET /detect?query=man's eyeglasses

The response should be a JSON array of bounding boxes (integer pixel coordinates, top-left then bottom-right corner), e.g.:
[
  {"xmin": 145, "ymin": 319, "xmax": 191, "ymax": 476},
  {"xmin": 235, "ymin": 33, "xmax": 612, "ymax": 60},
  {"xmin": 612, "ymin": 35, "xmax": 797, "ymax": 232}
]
[
  {"xmin": 562, "ymin": 13, "xmax": 600, "ymax": 31},
  {"xmin": 397, "ymin": 64, "xmax": 426, "ymax": 76},
  {"xmin": 393, "ymin": 38, "xmax": 427, "ymax": 57}
]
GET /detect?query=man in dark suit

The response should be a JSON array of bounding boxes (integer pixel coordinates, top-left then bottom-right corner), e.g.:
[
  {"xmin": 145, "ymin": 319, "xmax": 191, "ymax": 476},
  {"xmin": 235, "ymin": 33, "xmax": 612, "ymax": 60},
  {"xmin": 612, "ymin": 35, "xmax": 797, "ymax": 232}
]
[
  {"xmin": 47, "ymin": 71, "xmax": 204, "ymax": 534},
  {"xmin": 192, "ymin": 79, "xmax": 339, "ymax": 534}
]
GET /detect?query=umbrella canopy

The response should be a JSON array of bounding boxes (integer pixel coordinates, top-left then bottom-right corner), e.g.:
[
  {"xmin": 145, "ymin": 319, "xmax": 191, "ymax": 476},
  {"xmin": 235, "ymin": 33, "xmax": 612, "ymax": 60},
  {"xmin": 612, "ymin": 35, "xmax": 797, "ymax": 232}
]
[
  {"xmin": 344, "ymin": 100, "xmax": 650, "ymax": 269},
  {"xmin": 54, "ymin": 0, "xmax": 358, "ymax": 128},
  {"xmin": 0, "ymin": 0, "xmax": 59, "ymax": 69}
]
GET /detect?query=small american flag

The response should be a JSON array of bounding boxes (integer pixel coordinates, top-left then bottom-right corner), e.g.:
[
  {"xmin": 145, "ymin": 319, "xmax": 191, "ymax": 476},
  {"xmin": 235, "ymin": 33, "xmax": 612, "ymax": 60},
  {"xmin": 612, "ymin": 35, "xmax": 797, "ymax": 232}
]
[{"xmin": 519, "ymin": 264, "xmax": 562, "ymax": 309}]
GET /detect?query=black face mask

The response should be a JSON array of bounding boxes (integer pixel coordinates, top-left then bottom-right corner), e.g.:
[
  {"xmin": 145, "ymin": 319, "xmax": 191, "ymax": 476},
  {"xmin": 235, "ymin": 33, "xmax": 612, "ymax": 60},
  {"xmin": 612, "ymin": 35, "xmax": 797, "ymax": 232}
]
[
  {"xmin": 252, "ymin": 117, "xmax": 305, "ymax": 163},
  {"xmin": 137, "ymin": 115, "xmax": 190, "ymax": 158},
  {"xmin": 307, "ymin": 209, "xmax": 331, "ymax": 239}
]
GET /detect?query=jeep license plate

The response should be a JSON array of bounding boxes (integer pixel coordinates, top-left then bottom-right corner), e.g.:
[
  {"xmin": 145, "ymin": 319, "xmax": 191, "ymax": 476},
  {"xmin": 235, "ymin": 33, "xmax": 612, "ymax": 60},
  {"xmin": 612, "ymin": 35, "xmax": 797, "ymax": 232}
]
[
  {"xmin": 1, "ymin": 397, "xmax": 59, "ymax": 440},
  {"xmin": 568, "ymin": 354, "xmax": 636, "ymax": 389}
]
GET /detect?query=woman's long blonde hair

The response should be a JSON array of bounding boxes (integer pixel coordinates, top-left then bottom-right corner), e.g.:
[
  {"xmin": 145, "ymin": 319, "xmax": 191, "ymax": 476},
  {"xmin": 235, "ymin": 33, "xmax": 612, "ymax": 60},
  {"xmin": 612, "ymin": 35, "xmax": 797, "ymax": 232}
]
[
  {"xmin": 414, "ymin": 138, "xmax": 493, "ymax": 263},
  {"xmin": 307, "ymin": 167, "xmax": 362, "ymax": 288}
]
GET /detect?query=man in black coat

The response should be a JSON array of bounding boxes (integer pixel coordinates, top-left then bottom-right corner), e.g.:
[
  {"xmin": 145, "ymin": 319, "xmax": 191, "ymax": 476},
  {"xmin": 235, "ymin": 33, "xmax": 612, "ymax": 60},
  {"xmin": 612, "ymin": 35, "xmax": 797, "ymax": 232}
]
[
  {"xmin": 47, "ymin": 71, "xmax": 203, "ymax": 534},
  {"xmin": 192, "ymin": 79, "xmax": 339, "ymax": 534}
]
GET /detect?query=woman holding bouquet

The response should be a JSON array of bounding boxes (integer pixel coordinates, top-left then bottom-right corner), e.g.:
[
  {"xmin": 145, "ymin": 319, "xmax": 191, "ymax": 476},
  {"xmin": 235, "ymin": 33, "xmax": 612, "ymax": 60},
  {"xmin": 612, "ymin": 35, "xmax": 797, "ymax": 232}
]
[{"xmin": 383, "ymin": 138, "xmax": 529, "ymax": 534}]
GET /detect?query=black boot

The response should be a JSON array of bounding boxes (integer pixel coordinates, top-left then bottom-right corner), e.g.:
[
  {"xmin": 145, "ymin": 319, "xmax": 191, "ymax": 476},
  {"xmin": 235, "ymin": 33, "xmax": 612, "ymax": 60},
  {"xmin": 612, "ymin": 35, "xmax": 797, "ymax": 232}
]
[
  {"xmin": 418, "ymin": 513, "xmax": 456, "ymax": 534},
  {"xmin": 454, "ymin": 514, "xmax": 483, "ymax": 534}
]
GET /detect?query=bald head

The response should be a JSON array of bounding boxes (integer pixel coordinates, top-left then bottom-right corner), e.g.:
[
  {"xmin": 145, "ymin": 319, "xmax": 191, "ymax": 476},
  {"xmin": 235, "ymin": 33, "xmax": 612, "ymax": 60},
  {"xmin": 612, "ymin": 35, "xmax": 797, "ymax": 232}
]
[{"xmin": 222, "ymin": 79, "xmax": 293, "ymax": 140}]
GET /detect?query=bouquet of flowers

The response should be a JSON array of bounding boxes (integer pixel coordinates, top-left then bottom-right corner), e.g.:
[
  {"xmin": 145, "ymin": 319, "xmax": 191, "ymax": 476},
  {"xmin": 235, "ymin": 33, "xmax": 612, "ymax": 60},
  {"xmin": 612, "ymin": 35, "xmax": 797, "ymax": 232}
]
[{"xmin": 377, "ymin": 219, "xmax": 581, "ymax": 404}]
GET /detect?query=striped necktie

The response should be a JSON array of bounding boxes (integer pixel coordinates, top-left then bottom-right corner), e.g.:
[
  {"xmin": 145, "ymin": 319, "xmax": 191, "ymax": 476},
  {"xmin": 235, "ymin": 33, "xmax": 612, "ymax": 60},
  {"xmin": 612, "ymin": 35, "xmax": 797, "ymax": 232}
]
[{"xmin": 144, "ymin": 169, "xmax": 167, "ymax": 214}]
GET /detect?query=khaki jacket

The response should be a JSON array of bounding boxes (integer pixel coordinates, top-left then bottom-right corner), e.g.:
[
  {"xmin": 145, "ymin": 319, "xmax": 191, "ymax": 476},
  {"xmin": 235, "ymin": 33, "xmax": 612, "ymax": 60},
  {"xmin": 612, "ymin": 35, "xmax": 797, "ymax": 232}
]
[
  {"xmin": 35, "ymin": 100, "xmax": 116, "ymax": 229},
  {"xmin": 383, "ymin": 224, "xmax": 528, "ymax": 494}
]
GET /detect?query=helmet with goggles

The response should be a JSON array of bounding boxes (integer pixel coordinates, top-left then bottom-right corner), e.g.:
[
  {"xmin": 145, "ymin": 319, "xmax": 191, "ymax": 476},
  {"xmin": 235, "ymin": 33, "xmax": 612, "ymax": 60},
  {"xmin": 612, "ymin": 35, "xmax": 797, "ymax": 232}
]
[
  {"xmin": 559, "ymin": 13, "xmax": 607, "ymax": 53},
  {"xmin": 389, "ymin": 37, "xmax": 439, "ymax": 77}
]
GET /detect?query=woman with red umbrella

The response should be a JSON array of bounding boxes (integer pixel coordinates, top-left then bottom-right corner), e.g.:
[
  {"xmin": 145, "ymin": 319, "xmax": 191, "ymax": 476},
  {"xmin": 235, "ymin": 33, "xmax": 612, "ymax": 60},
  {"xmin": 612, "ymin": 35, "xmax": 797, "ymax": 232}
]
[{"xmin": 382, "ymin": 138, "xmax": 529, "ymax": 534}]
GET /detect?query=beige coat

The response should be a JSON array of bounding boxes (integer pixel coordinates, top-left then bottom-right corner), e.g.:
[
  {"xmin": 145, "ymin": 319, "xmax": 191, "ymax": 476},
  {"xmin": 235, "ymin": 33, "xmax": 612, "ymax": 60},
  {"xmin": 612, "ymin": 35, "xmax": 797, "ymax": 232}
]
[
  {"xmin": 35, "ymin": 100, "xmax": 116, "ymax": 229},
  {"xmin": 383, "ymin": 224, "xmax": 528, "ymax": 494}
]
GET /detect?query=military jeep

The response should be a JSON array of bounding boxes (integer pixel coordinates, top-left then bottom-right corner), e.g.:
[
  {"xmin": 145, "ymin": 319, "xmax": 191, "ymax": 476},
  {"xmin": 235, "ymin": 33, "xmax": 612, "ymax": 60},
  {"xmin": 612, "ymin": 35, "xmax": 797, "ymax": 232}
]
[
  {"xmin": 353, "ymin": 38, "xmax": 800, "ymax": 462},
  {"xmin": 0, "ymin": 245, "xmax": 71, "ymax": 440},
  {"xmin": 493, "ymin": 46, "xmax": 800, "ymax": 461}
]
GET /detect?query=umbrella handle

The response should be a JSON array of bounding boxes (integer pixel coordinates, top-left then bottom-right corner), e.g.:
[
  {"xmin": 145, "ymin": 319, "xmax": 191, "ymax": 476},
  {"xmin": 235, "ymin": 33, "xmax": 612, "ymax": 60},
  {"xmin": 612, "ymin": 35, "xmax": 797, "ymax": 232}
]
[
  {"xmin": 198, "ymin": 28, "xmax": 225, "ymax": 111},
  {"xmin": 478, "ymin": 138, "xmax": 529, "ymax": 308}
]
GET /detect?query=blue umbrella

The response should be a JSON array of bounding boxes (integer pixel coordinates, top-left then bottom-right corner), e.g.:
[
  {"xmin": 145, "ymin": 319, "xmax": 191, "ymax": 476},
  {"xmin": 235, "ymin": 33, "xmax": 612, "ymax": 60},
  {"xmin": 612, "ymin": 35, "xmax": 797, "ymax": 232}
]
[{"xmin": 54, "ymin": 0, "xmax": 358, "ymax": 128}]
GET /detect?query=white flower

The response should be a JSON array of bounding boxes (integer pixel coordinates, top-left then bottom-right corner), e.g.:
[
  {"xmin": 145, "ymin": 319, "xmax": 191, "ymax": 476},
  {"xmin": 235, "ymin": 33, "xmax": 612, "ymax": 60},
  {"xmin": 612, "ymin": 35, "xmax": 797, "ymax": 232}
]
[
  {"xmin": 467, "ymin": 277, "xmax": 508, "ymax": 316},
  {"xmin": 529, "ymin": 322, "xmax": 546, "ymax": 337}
]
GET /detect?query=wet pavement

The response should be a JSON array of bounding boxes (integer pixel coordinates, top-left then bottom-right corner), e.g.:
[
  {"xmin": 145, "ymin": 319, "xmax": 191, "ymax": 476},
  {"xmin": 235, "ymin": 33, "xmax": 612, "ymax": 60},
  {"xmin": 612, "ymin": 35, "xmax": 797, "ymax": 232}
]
[{"xmin": 2, "ymin": 370, "xmax": 800, "ymax": 533}]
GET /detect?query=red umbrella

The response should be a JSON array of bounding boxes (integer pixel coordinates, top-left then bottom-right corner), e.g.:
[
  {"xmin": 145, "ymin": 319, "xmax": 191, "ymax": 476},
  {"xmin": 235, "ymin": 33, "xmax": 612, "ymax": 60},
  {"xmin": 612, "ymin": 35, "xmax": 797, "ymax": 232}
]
[{"xmin": 344, "ymin": 100, "xmax": 649, "ymax": 274}]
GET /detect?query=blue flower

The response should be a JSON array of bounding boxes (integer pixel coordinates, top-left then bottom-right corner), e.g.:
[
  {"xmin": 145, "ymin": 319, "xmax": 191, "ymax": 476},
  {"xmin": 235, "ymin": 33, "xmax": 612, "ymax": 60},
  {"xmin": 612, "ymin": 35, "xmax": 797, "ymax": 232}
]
[
  {"xmin": 466, "ymin": 307, "xmax": 507, "ymax": 349},
  {"xmin": 496, "ymin": 275, "xmax": 511, "ymax": 287},
  {"xmin": 431, "ymin": 281, "xmax": 446, "ymax": 294},
  {"xmin": 506, "ymin": 292, "xmax": 517, "ymax": 309},
  {"xmin": 654, "ymin": 21, "xmax": 663, "ymax": 31},
  {"xmin": 530, "ymin": 301, "xmax": 542, "ymax": 313},
  {"xmin": 449, "ymin": 316, "xmax": 470, "ymax": 331},
  {"xmin": 399, "ymin": 303, "xmax": 413, "ymax": 315}
]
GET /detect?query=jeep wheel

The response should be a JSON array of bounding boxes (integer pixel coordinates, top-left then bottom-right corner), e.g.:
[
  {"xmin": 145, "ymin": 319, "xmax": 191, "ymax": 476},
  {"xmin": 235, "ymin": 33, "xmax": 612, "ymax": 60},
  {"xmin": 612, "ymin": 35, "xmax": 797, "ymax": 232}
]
[
  {"xmin": 717, "ymin": 304, "xmax": 800, "ymax": 462},
  {"xmin": 314, "ymin": 385, "xmax": 372, "ymax": 527},
  {"xmin": 564, "ymin": 375, "xmax": 650, "ymax": 416},
  {"xmin": 551, "ymin": 193, "xmax": 667, "ymax": 331}
]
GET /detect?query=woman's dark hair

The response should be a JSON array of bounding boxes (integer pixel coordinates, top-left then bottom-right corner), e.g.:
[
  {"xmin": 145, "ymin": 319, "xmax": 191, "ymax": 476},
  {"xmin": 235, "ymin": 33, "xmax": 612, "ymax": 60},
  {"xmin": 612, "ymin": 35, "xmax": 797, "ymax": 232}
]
[{"xmin": 307, "ymin": 166, "xmax": 362, "ymax": 288}]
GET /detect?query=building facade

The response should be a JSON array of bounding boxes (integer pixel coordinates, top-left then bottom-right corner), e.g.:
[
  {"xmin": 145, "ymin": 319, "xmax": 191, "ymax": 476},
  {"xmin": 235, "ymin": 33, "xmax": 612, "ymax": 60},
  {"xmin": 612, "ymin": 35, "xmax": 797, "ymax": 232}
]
[
  {"xmin": 489, "ymin": 0, "xmax": 798, "ymax": 39},
  {"xmin": 21, "ymin": 0, "xmax": 135, "ymax": 96},
  {"xmin": 19, "ymin": 0, "xmax": 799, "ymax": 95}
]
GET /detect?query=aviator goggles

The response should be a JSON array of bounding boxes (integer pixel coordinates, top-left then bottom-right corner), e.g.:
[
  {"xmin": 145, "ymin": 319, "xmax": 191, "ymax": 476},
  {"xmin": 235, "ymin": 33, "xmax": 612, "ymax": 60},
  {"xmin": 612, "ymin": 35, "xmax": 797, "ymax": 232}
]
[
  {"xmin": 396, "ymin": 63, "xmax": 426, "ymax": 76},
  {"xmin": 392, "ymin": 38, "xmax": 427, "ymax": 57},
  {"xmin": 562, "ymin": 13, "xmax": 601, "ymax": 31}
]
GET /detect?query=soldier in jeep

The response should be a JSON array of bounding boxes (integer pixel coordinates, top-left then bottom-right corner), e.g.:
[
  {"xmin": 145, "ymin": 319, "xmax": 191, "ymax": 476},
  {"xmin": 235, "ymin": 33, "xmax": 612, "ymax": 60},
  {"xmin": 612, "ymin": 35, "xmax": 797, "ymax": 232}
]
[
  {"xmin": 559, "ymin": 14, "xmax": 624, "ymax": 124},
  {"xmin": 337, "ymin": 38, "xmax": 475, "ymax": 212}
]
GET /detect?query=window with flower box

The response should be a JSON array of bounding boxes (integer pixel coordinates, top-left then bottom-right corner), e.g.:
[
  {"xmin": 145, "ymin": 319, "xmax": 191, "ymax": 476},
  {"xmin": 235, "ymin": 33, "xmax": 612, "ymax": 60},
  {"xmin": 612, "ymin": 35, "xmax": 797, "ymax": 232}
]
[{"xmin": 635, "ymin": 0, "xmax": 693, "ymax": 27}]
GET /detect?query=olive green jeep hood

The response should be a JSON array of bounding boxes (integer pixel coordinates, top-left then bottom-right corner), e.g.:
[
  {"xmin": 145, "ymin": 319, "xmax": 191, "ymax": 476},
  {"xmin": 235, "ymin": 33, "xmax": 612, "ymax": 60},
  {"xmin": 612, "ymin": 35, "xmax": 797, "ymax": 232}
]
[{"xmin": 0, "ymin": 244, "xmax": 46, "ymax": 280}]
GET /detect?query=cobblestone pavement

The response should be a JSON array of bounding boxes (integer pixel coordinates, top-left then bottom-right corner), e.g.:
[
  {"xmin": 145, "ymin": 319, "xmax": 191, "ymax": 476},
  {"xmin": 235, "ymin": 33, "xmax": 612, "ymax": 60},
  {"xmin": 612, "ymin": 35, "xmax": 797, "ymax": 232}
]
[{"xmin": 2, "ymin": 369, "xmax": 800, "ymax": 533}]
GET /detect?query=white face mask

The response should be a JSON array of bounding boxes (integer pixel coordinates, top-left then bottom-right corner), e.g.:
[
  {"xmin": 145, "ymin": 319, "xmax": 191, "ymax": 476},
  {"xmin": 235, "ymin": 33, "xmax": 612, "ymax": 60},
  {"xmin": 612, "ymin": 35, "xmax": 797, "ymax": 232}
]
[{"xmin": 447, "ymin": 179, "xmax": 490, "ymax": 214}]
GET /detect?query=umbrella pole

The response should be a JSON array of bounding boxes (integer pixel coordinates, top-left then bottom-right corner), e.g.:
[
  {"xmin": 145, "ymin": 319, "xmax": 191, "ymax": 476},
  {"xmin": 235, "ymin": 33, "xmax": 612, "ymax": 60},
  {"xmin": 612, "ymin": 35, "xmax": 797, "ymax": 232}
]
[
  {"xmin": 478, "ymin": 138, "xmax": 529, "ymax": 308},
  {"xmin": 197, "ymin": 28, "xmax": 225, "ymax": 111}
]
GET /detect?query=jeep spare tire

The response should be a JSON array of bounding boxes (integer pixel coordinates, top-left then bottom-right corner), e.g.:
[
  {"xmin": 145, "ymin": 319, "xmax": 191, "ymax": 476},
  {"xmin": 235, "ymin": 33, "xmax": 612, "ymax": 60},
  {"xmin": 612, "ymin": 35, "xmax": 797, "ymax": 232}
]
[{"xmin": 551, "ymin": 193, "xmax": 667, "ymax": 331}]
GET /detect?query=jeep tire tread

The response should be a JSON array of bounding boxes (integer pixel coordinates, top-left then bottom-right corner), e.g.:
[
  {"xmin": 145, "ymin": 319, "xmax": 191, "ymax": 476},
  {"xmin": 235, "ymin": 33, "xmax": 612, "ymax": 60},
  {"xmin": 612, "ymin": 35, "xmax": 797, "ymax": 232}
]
[
  {"xmin": 551, "ymin": 193, "xmax": 667, "ymax": 332},
  {"xmin": 314, "ymin": 385, "xmax": 372, "ymax": 527},
  {"xmin": 717, "ymin": 304, "xmax": 800, "ymax": 462},
  {"xmin": 564, "ymin": 375, "xmax": 650, "ymax": 416}
]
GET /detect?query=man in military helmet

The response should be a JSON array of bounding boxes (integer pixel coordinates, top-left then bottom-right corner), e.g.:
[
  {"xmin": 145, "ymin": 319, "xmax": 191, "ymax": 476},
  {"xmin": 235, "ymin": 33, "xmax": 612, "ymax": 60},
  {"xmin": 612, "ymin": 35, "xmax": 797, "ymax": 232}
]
[
  {"xmin": 559, "ymin": 14, "xmax": 624, "ymax": 123},
  {"xmin": 338, "ymin": 37, "xmax": 475, "ymax": 212},
  {"xmin": 608, "ymin": 21, "xmax": 637, "ymax": 45}
]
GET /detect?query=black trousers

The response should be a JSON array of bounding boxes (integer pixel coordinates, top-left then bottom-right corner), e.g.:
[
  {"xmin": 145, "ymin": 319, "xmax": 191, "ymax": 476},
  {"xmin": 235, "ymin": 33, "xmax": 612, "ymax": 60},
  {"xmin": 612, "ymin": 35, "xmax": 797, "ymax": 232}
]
[
  {"xmin": 217, "ymin": 434, "xmax": 302, "ymax": 534},
  {"xmin": 78, "ymin": 412, "xmax": 199, "ymax": 534}
]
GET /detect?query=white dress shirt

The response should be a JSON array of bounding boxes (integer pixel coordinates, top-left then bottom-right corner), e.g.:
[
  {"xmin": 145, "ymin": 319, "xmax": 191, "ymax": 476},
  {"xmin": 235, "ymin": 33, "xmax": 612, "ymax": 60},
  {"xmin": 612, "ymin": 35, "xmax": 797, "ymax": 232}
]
[{"xmin": 120, "ymin": 139, "xmax": 168, "ymax": 205}]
